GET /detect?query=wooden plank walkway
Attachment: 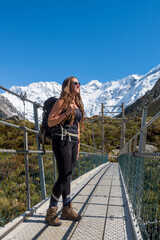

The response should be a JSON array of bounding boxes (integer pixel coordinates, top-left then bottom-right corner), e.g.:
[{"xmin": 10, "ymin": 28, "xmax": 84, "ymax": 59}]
[{"xmin": 1, "ymin": 163, "xmax": 135, "ymax": 240}]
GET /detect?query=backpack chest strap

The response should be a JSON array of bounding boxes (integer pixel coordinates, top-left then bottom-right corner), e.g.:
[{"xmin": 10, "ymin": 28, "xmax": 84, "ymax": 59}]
[
  {"xmin": 62, "ymin": 129, "xmax": 78, "ymax": 141},
  {"xmin": 53, "ymin": 125, "xmax": 78, "ymax": 142}
]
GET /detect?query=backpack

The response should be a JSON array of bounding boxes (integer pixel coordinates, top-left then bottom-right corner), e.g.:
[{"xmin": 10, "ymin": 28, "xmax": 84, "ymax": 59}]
[{"xmin": 38, "ymin": 97, "xmax": 61, "ymax": 153}]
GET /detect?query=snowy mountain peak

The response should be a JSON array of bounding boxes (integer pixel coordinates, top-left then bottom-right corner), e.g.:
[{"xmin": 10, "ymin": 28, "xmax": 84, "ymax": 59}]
[
  {"xmin": 139, "ymin": 64, "xmax": 160, "ymax": 81},
  {"xmin": 84, "ymin": 80, "xmax": 102, "ymax": 89},
  {"xmin": 1, "ymin": 64, "xmax": 160, "ymax": 121},
  {"xmin": 148, "ymin": 64, "xmax": 160, "ymax": 74}
]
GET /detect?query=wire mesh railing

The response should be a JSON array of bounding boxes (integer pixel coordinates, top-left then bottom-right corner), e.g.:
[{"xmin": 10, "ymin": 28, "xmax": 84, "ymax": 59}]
[
  {"xmin": 119, "ymin": 107, "xmax": 160, "ymax": 239},
  {"xmin": 119, "ymin": 153, "xmax": 160, "ymax": 239},
  {"xmin": 0, "ymin": 150, "xmax": 108, "ymax": 227}
]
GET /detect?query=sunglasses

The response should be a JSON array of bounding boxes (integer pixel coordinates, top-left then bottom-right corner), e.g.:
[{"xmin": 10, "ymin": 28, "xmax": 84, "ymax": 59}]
[{"xmin": 71, "ymin": 82, "xmax": 81, "ymax": 86}]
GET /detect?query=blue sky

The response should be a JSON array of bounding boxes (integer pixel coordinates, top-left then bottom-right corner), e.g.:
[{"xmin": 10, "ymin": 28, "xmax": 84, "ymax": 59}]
[{"xmin": 0, "ymin": 0, "xmax": 160, "ymax": 90}]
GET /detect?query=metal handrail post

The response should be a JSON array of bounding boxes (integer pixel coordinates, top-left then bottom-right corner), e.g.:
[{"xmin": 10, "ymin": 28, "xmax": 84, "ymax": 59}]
[
  {"xmin": 90, "ymin": 151, "xmax": 92, "ymax": 170},
  {"xmin": 87, "ymin": 146, "xmax": 92, "ymax": 170},
  {"xmin": 83, "ymin": 145, "xmax": 86, "ymax": 173},
  {"xmin": 139, "ymin": 108, "xmax": 147, "ymax": 153},
  {"xmin": 120, "ymin": 103, "xmax": 126, "ymax": 149},
  {"xmin": 125, "ymin": 143, "xmax": 128, "ymax": 153},
  {"xmin": 83, "ymin": 144, "xmax": 85, "ymax": 153},
  {"xmin": 23, "ymin": 127, "xmax": 30, "ymax": 210},
  {"xmin": 33, "ymin": 104, "xmax": 46, "ymax": 199},
  {"xmin": 87, "ymin": 145, "xmax": 89, "ymax": 153},
  {"xmin": 101, "ymin": 103, "xmax": 105, "ymax": 152},
  {"xmin": 78, "ymin": 155, "xmax": 80, "ymax": 177},
  {"xmin": 92, "ymin": 148, "xmax": 95, "ymax": 169},
  {"xmin": 91, "ymin": 121, "xmax": 96, "ymax": 149},
  {"xmin": 129, "ymin": 140, "xmax": 132, "ymax": 153},
  {"xmin": 133, "ymin": 136, "xmax": 137, "ymax": 152}
]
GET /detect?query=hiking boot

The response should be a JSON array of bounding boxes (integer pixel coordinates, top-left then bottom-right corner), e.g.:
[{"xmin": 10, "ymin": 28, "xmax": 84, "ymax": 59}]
[
  {"xmin": 45, "ymin": 206, "xmax": 62, "ymax": 226},
  {"xmin": 61, "ymin": 203, "xmax": 81, "ymax": 221}
]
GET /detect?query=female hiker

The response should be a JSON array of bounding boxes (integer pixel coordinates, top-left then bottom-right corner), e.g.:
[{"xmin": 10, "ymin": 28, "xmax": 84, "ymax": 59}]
[{"xmin": 45, "ymin": 76, "xmax": 84, "ymax": 226}]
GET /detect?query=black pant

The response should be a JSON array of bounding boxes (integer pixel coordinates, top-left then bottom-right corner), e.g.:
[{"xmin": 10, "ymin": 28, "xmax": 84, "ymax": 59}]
[{"xmin": 51, "ymin": 136, "xmax": 78, "ymax": 201}]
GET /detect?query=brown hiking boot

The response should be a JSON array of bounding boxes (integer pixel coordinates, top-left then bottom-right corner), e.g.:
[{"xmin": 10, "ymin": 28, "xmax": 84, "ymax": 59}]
[
  {"xmin": 45, "ymin": 206, "xmax": 62, "ymax": 226},
  {"xmin": 61, "ymin": 203, "xmax": 81, "ymax": 221}
]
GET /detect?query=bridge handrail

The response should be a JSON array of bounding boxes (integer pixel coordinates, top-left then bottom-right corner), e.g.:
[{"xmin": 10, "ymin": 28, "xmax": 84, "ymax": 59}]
[
  {"xmin": 0, "ymin": 85, "xmax": 42, "ymax": 107},
  {"xmin": 0, "ymin": 119, "xmax": 105, "ymax": 154},
  {"xmin": 131, "ymin": 152, "xmax": 160, "ymax": 158},
  {"xmin": 0, "ymin": 119, "xmax": 38, "ymax": 133},
  {"xmin": 129, "ymin": 111, "xmax": 160, "ymax": 142},
  {"xmin": 0, "ymin": 148, "xmax": 105, "ymax": 156},
  {"xmin": 119, "ymin": 152, "xmax": 160, "ymax": 239},
  {"xmin": 120, "ymin": 110, "xmax": 160, "ymax": 155}
]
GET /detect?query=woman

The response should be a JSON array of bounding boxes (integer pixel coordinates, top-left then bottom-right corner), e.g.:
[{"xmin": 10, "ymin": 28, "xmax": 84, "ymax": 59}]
[{"xmin": 45, "ymin": 76, "xmax": 84, "ymax": 226}]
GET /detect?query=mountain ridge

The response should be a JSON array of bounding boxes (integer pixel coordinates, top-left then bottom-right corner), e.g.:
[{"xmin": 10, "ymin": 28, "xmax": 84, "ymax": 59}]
[
  {"xmin": 1, "ymin": 65, "xmax": 160, "ymax": 121},
  {"xmin": 118, "ymin": 77, "xmax": 160, "ymax": 118}
]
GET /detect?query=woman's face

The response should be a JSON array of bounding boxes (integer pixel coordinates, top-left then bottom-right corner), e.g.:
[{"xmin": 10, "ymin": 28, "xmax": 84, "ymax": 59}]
[{"xmin": 70, "ymin": 78, "xmax": 80, "ymax": 95}]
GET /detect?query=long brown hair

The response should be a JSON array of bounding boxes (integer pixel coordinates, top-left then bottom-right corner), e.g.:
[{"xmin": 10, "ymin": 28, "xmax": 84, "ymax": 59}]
[{"xmin": 60, "ymin": 76, "xmax": 85, "ymax": 128}]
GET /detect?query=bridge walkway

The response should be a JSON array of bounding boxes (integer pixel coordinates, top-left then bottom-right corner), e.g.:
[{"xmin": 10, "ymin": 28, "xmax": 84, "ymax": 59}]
[{"xmin": 2, "ymin": 162, "xmax": 135, "ymax": 240}]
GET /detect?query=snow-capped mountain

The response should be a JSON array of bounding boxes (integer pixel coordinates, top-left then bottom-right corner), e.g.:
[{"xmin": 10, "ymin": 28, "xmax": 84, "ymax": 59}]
[
  {"xmin": 0, "ymin": 95, "xmax": 25, "ymax": 119},
  {"xmin": 1, "ymin": 65, "xmax": 160, "ymax": 121},
  {"xmin": 122, "ymin": 77, "xmax": 160, "ymax": 117}
]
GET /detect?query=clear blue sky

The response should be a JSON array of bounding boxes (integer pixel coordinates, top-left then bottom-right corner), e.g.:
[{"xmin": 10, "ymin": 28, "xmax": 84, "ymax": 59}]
[{"xmin": 0, "ymin": 0, "xmax": 160, "ymax": 90}]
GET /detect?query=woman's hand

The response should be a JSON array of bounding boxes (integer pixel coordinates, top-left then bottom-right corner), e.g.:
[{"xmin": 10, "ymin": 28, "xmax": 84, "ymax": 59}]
[{"xmin": 65, "ymin": 104, "xmax": 75, "ymax": 116}]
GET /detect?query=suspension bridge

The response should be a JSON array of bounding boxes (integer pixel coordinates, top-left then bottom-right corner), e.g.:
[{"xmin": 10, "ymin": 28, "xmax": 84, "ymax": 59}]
[{"xmin": 0, "ymin": 86, "xmax": 160, "ymax": 240}]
